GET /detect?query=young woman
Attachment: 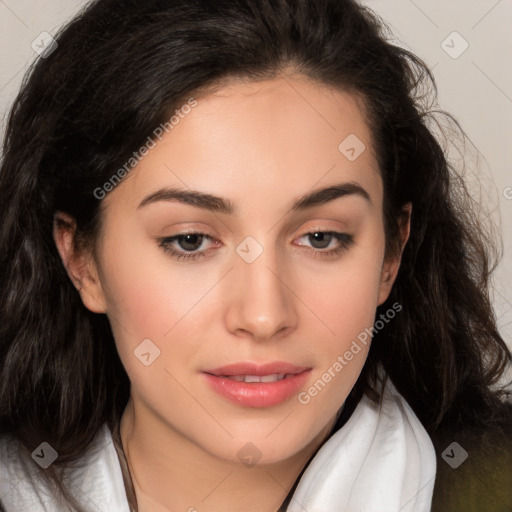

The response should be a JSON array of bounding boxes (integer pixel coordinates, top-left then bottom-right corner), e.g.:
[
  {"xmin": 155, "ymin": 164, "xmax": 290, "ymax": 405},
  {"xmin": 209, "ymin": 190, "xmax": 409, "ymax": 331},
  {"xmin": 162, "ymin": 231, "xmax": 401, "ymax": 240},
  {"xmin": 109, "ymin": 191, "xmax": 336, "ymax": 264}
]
[{"xmin": 0, "ymin": 0, "xmax": 510, "ymax": 511}]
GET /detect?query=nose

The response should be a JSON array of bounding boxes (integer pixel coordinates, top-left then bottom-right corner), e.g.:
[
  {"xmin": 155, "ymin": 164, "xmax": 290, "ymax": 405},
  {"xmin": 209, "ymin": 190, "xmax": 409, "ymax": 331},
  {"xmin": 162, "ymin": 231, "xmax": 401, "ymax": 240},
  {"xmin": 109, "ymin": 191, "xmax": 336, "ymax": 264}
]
[{"xmin": 223, "ymin": 246, "xmax": 298, "ymax": 341}]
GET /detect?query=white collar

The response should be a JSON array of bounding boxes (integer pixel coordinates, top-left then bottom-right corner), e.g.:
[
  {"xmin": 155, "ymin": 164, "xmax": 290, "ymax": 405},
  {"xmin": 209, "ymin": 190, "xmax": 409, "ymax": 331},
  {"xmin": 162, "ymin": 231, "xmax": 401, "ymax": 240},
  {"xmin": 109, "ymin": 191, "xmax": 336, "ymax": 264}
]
[{"xmin": 287, "ymin": 377, "xmax": 436, "ymax": 511}]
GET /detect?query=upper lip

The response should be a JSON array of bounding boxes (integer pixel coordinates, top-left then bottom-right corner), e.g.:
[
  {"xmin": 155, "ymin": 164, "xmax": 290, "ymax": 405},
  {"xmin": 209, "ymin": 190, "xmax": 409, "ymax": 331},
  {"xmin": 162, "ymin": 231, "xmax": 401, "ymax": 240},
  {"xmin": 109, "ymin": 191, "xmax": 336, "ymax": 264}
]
[{"xmin": 205, "ymin": 362, "xmax": 311, "ymax": 377}]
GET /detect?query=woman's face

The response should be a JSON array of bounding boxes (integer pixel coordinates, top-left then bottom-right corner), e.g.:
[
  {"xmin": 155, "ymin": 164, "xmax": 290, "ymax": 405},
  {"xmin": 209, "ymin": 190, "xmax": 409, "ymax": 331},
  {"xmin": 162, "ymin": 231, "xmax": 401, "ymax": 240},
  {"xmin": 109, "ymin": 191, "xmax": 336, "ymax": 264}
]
[{"xmin": 64, "ymin": 75, "xmax": 405, "ymax": 465}]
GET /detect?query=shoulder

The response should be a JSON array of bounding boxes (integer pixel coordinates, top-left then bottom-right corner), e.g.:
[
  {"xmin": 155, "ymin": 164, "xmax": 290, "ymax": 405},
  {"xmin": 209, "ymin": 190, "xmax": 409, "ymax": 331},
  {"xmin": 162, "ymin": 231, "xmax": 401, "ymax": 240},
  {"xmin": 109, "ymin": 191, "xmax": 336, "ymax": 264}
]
[
  {"xmin": 0, "ymin": 431, "xmax": 47, "ymax": 511},
  {"xmin": 0, "ymin": 425, "xmax": 130, "ymax": 512},
  {"xmin": 430, "ymin": 400, "xmax": 512, "ymax": 512}
]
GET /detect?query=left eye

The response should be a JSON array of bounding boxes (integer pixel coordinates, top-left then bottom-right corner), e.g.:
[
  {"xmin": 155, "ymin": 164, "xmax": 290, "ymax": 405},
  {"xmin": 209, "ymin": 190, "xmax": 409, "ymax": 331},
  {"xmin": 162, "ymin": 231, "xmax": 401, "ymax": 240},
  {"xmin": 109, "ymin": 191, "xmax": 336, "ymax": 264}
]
[
  {"xmin": 295, "ymin": 231, "xmax": 354, "ymax": 252},
  {"xmin": 304, "ymin": 232, "xmax": 335, "ymax": 249}
]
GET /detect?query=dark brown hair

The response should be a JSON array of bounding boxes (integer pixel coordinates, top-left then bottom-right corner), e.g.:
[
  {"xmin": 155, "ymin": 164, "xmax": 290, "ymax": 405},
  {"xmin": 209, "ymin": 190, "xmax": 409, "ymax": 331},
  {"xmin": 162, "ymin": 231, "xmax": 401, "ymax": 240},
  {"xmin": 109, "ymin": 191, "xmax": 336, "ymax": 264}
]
[{"xmin": 0, "ymin": 0, "xmax": 510, "ymax": 509}]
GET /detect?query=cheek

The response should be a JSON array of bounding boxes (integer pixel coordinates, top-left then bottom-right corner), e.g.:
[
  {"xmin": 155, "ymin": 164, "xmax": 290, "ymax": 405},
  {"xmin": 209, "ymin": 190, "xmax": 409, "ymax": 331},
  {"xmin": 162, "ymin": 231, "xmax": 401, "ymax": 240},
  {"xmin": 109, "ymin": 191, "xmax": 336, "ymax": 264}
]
[
  {"xmin": 98, "ymin": 227, "xmax": 214, "ymax": 331},
  {"xmin": 97, "ymin": 250, "xmax": 217, "ymax": 416},
  {"xmin": 95, "ymin": 227, "xmax": 223, "ymax": 376},
  {"xmin": 299, "ymin": 241, "xmax": 385, "ymax": 347},
  {"xmin": 292, "ymin": 239, "xmax": 384, "ymax": 410}
]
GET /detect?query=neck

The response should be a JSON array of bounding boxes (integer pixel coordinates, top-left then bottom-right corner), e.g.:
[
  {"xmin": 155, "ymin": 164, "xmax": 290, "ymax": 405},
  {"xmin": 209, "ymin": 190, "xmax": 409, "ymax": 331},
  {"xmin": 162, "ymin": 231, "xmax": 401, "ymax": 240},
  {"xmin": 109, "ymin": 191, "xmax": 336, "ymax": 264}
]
[{"xmin": 119, "ymin": 396, "xmax": 331, "ymax": 512}]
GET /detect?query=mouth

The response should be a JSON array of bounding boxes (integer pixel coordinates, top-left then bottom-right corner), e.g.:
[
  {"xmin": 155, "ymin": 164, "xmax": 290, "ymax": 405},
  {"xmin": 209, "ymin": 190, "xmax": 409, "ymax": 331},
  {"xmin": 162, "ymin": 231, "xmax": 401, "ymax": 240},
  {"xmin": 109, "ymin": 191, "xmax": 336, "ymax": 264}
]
[
  {"xmin": 203, "ymin": 362, "xmax": 312, "ymax": 408},
  {"xmin": 220, "ymin": 373, "xmax": 290, "ymax": 383}
]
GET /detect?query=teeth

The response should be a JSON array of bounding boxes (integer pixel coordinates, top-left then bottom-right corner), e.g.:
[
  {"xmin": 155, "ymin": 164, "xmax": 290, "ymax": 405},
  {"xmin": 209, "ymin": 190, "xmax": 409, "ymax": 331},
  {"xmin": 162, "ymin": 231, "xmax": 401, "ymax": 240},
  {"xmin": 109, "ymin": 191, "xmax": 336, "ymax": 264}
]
[
  {"xmin": 260, "ymin": 373, "xmax": 285, "ymax": 383},
  {"xmin": 224, "ymin": 373, "xmax": 287, "ymax": 383},
  {"xmin": 229, "ymin": 375, "xmax": 246, "ymax": 382}
]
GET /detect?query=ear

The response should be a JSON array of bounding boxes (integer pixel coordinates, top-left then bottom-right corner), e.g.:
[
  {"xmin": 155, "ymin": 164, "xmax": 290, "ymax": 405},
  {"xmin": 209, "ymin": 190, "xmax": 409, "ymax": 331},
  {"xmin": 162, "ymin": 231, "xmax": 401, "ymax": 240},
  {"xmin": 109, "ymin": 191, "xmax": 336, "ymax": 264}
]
[
  {"xmin": 377, "ymin": 202, "xmax": 412, "ymax": 305},
  {"xmin": 53, "ymin": 211, "xmax": 107, "ymax": 313}
]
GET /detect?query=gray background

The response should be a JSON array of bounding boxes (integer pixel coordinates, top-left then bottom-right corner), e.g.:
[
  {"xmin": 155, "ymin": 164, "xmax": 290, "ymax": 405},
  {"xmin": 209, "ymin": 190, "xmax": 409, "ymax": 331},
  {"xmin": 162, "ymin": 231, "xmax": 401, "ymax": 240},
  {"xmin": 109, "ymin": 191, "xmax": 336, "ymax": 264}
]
[{"xmin": 1, "ymin": 0, "xmax": 511, "ymax": 348}]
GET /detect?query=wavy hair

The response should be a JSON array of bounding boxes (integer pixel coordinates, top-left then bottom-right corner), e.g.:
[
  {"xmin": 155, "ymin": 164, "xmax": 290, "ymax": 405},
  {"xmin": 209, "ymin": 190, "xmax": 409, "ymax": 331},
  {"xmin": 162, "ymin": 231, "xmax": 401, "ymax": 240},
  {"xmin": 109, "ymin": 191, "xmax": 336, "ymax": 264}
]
[{"xmin": 0, "ymin": 0, "xmax": 510, "ymax": 509}]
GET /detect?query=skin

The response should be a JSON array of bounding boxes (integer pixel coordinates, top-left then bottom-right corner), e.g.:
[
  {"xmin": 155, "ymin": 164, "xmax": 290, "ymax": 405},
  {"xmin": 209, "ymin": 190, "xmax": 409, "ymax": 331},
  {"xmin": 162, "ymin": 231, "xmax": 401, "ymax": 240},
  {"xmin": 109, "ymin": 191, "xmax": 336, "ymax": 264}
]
[{"xmin": 54, "ymin": 74, "xmax": 410, "ymax": 512}]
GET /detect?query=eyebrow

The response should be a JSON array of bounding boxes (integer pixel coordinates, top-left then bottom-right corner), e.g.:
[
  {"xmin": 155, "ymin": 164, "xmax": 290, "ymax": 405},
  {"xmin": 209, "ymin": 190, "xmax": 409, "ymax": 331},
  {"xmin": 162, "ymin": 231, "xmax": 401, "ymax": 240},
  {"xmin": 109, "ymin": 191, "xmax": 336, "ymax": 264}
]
[
  {"xmin": 138, "ymin": 188, "xmax": 237, "ymax": 213},
  {"xmin": 138, "ymin": 181, "xmax": 371, "ymax": 213},
  {"xmin": 290, "ymin": 182, "xmax": 371, "ymax": 211}
]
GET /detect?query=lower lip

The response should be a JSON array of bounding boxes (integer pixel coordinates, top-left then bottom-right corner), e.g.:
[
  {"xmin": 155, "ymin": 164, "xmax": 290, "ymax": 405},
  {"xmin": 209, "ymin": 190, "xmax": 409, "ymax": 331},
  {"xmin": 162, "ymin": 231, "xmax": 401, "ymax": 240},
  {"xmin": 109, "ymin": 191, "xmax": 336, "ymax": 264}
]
[{"xmin": 203, "ymin": 370, "xmax": 311, "ymax": 408}]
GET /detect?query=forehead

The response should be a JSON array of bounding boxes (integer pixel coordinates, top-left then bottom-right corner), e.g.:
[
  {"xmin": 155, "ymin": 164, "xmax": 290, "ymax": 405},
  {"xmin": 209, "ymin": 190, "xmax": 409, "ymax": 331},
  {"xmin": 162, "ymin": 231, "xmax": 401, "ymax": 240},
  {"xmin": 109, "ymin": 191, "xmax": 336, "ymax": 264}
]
[
  {"xmin": 187, "ymin": 75, "xmax": 375, "ymax": 166},
  {"xmin": 106, "ymin": 75, "xmax": 382, "ymax": 214}
]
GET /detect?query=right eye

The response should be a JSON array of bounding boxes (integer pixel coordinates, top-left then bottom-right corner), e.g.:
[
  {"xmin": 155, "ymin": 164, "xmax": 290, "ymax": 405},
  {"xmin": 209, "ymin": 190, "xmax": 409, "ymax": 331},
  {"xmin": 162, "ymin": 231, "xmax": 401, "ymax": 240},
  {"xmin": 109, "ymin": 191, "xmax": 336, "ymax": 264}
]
[{"xmin": 158, "ymin": 232, "xmax": 221, "ymax": 260}]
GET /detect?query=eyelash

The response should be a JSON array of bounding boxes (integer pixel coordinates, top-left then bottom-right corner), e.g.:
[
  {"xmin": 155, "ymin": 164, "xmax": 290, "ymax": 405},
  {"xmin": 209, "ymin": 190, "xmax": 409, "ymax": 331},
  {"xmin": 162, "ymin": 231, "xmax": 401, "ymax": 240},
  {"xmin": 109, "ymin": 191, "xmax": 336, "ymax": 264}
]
[{"xmin": 158, "ymin": 231, "xmax": 355, "ymax": 261}]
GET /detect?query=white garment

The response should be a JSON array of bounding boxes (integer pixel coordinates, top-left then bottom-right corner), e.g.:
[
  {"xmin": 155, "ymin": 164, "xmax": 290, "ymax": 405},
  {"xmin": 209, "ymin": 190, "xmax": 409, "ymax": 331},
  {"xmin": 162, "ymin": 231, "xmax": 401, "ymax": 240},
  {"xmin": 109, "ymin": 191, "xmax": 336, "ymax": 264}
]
[
  {"xmin": 288, "ymin": 377, "xmax": 437, "ymax": 512},
  {"xmin": 0, "ymin": 378, "xmax": 436, "ymax": 512},
  {"xmin": 0, "ymin": 423, "xmax": 129, "ymax": 512}
]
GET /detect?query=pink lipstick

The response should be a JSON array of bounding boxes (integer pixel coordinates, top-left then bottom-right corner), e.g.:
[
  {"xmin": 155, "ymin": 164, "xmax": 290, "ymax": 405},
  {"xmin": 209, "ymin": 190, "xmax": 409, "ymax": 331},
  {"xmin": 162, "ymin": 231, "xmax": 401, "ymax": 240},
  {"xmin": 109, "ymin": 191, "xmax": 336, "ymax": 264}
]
[{"xmin": 203, "ymin": 362, "xmax": 311, "ymax": 408}]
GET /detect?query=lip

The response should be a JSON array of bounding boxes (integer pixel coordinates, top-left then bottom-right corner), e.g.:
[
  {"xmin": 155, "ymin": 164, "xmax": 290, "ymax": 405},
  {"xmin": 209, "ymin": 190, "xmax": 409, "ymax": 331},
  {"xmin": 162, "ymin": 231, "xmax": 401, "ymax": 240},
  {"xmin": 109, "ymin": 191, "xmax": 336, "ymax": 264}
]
[
  {"xmin": 203, "ymin": 361, "xmax": 312, "ymax": 408},
  {"xmin": 206, "ymin": 362, "xmax": 310, "ymax": 377}
]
